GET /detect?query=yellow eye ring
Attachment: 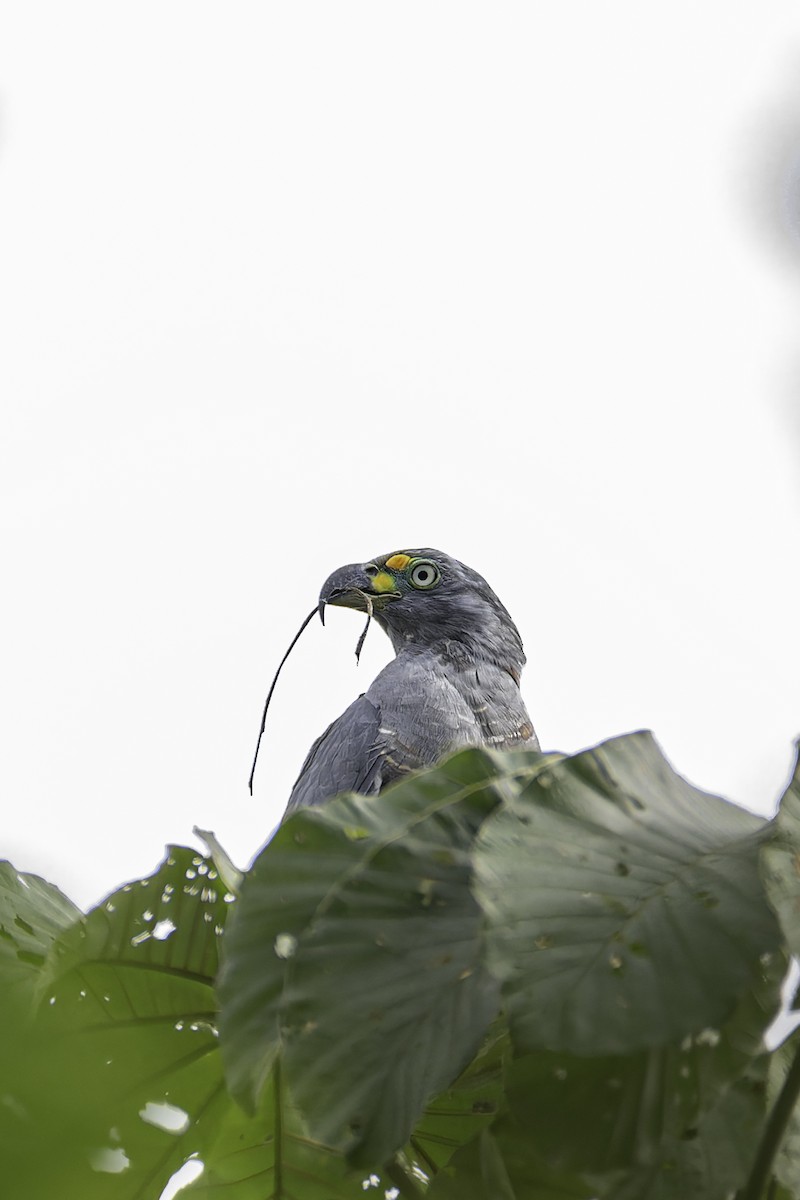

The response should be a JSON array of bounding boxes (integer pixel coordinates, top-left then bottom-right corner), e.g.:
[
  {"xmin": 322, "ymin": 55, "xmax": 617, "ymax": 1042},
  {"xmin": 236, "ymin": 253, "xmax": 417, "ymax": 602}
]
[{"xmin": 408, "ymin": 559, "xmax": 440, "ymax": 590}]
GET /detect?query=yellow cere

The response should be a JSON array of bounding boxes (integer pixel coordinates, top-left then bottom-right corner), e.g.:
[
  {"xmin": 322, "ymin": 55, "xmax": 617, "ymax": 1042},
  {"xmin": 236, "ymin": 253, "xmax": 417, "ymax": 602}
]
[
  {"xmin": 371, "ymin": 571, "xmax": 398, "ymax": 594},
  {"xmin": 385, "ymin": 553, "xmax": 411, "ymax": 570}
]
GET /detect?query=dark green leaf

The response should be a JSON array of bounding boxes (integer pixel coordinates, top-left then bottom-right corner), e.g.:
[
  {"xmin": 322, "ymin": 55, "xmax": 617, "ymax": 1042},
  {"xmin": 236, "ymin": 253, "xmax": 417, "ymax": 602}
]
[
  {"xmin": 218, "ymin": 748, "xmax": 505, "ymax": 1166},
  {"xmin": 427, "ymin": 1118, "xmax": 594, "ymax": 1200},
  {"xmin": 763, "ymin": 1025, "xmax": 800, "ymax": 1195},
  {"xmin": 473, "ymin": 731, "xmax": 782, "ymax": 1056},
  {"xmin": 760, "ymin": 742, "xmax": 800, "ymax": 957},
  {"xmin": 598, "ymin": 1062, "xmax": 769, "ymax": 1200},
  {"xmin": 428, "ymin": 1059, "xmax": 770, "ymax": 1200},
  {"xmin": 504, "ymin": 950, "xmax": 786, "ymax": 1174},
  {"xmin": 406, "ymin": 1016, "xmax": 508, "ymax": 1176}
]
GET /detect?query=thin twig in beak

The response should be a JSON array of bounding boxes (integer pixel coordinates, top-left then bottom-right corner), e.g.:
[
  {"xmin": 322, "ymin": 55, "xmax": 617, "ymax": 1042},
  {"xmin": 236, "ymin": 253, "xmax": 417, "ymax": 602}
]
[
  {"xmin": 248, "ymin": 605, "xmax": 318, "ymax": 794},
  {"xmin": 354, "ymin": 590, "xmax": 374, "ymax": 663}
]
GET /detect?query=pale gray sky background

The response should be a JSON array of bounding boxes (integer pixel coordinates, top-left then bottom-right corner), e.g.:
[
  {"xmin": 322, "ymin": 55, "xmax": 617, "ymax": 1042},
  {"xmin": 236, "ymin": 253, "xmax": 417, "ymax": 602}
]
[{"xmin": 2, "ymin": 3, "xmax": 799, "ymax": 914}]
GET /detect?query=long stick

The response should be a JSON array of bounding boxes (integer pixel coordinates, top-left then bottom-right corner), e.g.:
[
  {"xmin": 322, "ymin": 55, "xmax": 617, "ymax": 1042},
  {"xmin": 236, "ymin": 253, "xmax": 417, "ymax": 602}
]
[{"xmin": 248, "ymin": 606, "xmax": 318, "ymax": 793}]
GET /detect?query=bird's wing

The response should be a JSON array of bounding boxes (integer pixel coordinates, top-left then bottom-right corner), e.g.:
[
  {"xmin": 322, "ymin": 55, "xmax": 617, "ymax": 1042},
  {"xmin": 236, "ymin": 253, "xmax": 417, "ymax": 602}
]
[{"xmin": 284, "ymin": 694, "xmax": 386, "ymax": 815}]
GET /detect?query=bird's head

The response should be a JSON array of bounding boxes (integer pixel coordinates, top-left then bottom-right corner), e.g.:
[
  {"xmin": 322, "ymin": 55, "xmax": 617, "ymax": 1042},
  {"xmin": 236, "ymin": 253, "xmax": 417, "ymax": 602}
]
[{"xmin": 319, "ymin": 548, "xmax": 526, "ymax": 672}]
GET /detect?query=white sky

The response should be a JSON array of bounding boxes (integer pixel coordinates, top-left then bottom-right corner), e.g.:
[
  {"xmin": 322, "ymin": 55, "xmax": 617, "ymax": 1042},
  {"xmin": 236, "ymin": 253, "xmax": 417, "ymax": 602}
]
[{"xmin": 1, "ymin": 3, "xmax": 799, "ymax": 912}]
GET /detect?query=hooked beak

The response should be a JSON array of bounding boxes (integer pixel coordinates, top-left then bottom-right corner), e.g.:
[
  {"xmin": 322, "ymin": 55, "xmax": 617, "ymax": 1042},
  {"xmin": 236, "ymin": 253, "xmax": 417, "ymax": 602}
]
[{"xmin": 317, "ymin": 562, "xmax": 399, "ymax": 625}]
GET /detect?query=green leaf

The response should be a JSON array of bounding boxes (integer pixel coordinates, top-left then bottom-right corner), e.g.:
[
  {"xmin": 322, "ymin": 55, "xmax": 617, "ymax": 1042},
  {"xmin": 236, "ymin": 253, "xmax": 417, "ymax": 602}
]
[
  {"xmin": 761, "ymin": 1025, "xmax": 800, "ymax": 1196},
  {"xmin": 473, "ymin": 731, "xmax": 782, "ymax": 1056},
  {"xmin": 1, "ymin": 845, "xmax": 367, "ymax": 1200},
  {"xmin": 427, "ymin": 1118, "xmax": 594, "ymax": 1200},
  {"xmin": 218, "ymin": 748, "xmax": 506, "ymax": 1166},
  {"xmin": 406, "ymin": 1016, "xmax": 508, "ymax": 1177},
  {"xmin": 0, "ymin": 859, "xmax": 81, "ymax": 1016},
  {"xmin": 0, "ymin": 861, "xmax": 87, "ymax": 1198},
  {"xmin": 182, "ymin": 1061, "xmax": 366, "ymax": 1200},
  {"xmin": 599, "ymin": 1062, "xmax": 769, "ymax": 1200},
  {"xmin": 503, "ymin": 950, "xmax": 786, "ymax": 1175},
  {"xmin": 428, "ymin": 1057, "xmax": 771, "ymax": 1200},
  {"xmin": 1, "ymin": 847, "xmax": 230, "ymax": 1199},
  {"xmin": 760, "ymin": 742, "xmax": 800, "ymax": 957}
]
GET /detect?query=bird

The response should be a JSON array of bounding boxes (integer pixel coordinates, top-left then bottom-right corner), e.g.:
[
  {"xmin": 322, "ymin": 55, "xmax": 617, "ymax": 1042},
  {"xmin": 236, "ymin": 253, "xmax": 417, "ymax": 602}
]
[{"xmin": 284, "ymin": 548, "xmax": 539, "ymax": 816}]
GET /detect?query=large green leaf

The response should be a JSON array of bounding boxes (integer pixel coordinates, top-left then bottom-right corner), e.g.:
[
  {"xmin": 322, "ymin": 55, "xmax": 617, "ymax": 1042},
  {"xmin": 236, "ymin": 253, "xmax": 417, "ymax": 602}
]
[
  {"xmin": 503, "ymin": 947, "xmax": 784, "ymax": 1176},
  {"xmin": 405, "ymin": 1016, "xmax": 508, "ymax": 1178},
  {"xmin": 598, "ymin": 1061, "xmax": 770, "ymax": 1200},
  {"xmin": 760, "ymin": 742, "xmax": 800, "ymax": 957},
  {"xmin": 2, "ymin": 847, "xmax": 229, "ymax": 1199},
  {"xmin": 183, "ymin": 1061, "xmax": 367, "ymax": 1200},
  {"xmin": 473, "ymin": 731, "xmax": 782, "ymax": 1056},
  {"xmin": 218, "ymin": 748, "xmax": 506, "ymax": 1166},
  {"xmin": 428, "ymin": 1056, "xmax": 771, "ymax": 1200},
  {"xmin": 2, "ymin": 844, "xmax": 368, "ymax": 1200},
  {"xmin": 427, "ymin": 1118, "xmax": 595, "ymax": 1200}
]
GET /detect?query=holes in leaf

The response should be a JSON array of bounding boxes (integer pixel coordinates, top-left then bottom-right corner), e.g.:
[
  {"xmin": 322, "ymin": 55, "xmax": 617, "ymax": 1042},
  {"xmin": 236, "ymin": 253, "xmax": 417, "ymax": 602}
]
[
  {"xmin": 91, "ymin": 1146, "xmax": 130, "ymax": 1174},
  {"xmin": 694, "ymin": 1028, "xmax": 720, "ymax": 1047},
  {"xmin": 139, "ymin": 1100, "xmax": 190, "ymax": 1134},
  {"xmin": 158, "ymin": 1158, "xmax": 204, "ymax": 1200},
  {"xmin": 274, "ymin": 932, "xmax": 298, "ymax": 959}
]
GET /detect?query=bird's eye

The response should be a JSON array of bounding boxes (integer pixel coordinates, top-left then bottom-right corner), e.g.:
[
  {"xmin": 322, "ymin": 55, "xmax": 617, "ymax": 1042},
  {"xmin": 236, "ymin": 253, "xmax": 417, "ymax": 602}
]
[{"xmin": 408, "ymin": 560, "xmax": 440, "ymax": 590}]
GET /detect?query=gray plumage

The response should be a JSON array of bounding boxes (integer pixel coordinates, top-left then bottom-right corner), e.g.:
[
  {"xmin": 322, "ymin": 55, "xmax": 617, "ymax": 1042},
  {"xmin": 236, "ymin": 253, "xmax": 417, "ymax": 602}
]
[{"xmin": 285, "ymin": 548, "xmax": 539, "ymax": 816}]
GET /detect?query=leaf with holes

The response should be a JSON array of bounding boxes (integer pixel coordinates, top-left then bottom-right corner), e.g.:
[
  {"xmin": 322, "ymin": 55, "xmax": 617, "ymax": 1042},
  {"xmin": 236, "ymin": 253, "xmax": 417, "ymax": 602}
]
[
  {"xmin": 603, "ymin": 1060, "xmax": 770, "ymax": 1200},
  {"xmin": 218, "ymin": 747, "xmax": 507, "ymax": 1167},
  {"xmin": 428, "ymin": 1058, "xmax": 769, "ymax": 1200},
  {"xmin": 2, "ymin": 847, "xmax": 230, "ymax": 1199},
  {"xmin": 404, "ymin": 1016, "xmax": 508, "ymax": 1178},
  {"xmin": 502, "ymin": 947, "xmax": 785, "ymax": 1176},
  {"xmin": 182, "ymin": 1061, "xmax": 367, "ymax": 1200},
  {"xmin": 473, "ymin": 731, "xmax": 782, "ymax": 1057}
]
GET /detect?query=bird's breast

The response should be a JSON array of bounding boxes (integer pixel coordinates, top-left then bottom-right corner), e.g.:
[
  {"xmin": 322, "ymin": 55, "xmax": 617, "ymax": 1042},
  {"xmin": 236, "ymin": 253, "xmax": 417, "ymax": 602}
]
[{"xmin": 367, "ymin": 649, "xmax": 537, "ymax": 776}]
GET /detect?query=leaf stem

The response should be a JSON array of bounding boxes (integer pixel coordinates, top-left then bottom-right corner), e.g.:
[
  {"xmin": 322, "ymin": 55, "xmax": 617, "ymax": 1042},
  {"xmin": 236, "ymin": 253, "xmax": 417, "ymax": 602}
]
[
  {"xmin": 383, "ymin": 1154, "xmax": 428, "ymax": 1199},
  {"xmin": 739, "ymin": 1041, "xmax": 800, "ymax": 1200}
]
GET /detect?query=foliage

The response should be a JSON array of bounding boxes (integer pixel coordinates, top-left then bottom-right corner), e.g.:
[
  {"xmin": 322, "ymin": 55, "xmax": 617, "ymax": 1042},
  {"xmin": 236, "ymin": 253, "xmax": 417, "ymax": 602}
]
[{"xmin": 2, "ymin": 731, "xmax": 800, "ymax": 1199}]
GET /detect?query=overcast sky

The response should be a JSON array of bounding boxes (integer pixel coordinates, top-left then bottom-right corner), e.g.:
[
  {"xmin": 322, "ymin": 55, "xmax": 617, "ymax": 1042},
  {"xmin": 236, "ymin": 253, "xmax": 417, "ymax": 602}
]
[{"xmin": 2, "ymin": 3, "xmax": 800, "ymax": 913}]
